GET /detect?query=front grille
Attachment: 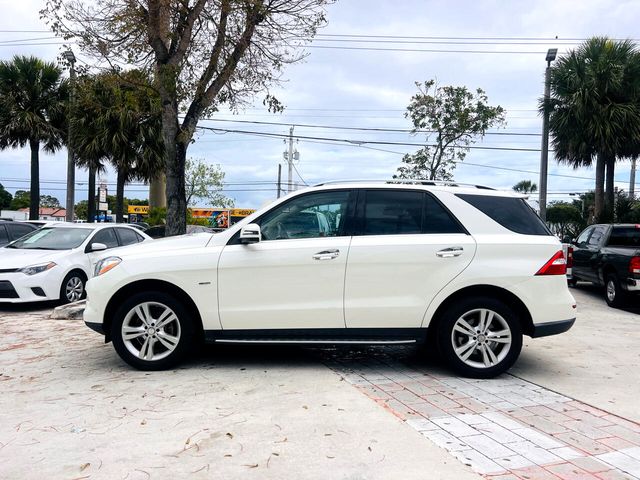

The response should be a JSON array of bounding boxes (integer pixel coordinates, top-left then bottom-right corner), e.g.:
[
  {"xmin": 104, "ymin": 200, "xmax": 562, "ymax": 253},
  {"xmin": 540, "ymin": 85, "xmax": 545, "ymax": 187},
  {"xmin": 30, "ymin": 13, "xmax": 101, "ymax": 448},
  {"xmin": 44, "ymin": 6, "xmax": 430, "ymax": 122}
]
[
  {"xmin": 0, "ymin": 280, "xmax": 19, "ymax": 299},
  {"xmin": 0, "ymin": 268, "xmax": 19, "ymax": 273}
]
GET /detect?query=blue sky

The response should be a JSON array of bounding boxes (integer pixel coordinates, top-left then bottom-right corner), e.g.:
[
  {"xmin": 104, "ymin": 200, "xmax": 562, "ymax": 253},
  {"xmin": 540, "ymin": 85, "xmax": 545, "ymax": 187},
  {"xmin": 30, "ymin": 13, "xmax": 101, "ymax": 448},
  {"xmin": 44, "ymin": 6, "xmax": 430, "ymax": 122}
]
[{"xmin": 1, "ymin": 0, "xmax": 640, "ymax": 209}]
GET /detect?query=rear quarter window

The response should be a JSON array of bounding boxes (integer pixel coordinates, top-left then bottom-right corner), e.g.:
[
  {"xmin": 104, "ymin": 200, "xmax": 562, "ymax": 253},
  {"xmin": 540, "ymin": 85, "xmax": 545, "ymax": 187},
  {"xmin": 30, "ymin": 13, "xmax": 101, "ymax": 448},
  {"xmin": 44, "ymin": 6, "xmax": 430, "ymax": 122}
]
[
  {"xmin": 607, "ymin": 227, "xmax": 640, "ymax": 247},
  {"xmin": 456, "ymin": 194, "xmax": 551, "ymax": 236}
]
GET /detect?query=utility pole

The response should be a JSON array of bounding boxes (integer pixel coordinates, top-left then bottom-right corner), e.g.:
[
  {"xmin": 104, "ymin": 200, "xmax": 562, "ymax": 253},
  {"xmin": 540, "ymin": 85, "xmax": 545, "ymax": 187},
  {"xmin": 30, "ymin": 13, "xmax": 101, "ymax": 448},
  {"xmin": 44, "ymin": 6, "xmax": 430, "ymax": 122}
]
[
  {"xmin": 63, "ymin": 50, "xmax": 76, "ymax": 222},
  {"xmin": 282, "ymin": 126, "xmax": 300, "ymax": 193},
  {"xmin": 539, "ymin": 48, "xmax": 557, "ymax": 222},
  {"xmin": 287, "ymin": 126, "xmax": 294, "ymax": 192},
  {"xmin": 277, "ymin": 164, "xmax": 282, "ymax": 199},
  {"xmin": 630, "ymin": 158, "xmax": 636, "ymax": 199}
]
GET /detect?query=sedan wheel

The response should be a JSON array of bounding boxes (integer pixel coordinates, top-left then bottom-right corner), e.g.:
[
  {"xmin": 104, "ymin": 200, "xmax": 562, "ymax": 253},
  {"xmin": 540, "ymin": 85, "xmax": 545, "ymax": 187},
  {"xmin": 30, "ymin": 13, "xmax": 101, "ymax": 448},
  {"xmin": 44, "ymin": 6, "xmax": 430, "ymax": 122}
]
[
  {"xmin": 60, "ymin": 272, "xmax": 86, "ymax": 304},
  {"xmin": 112, "ymin": 292, "xmax": 195, "ymax": 370},
  {"xmin": 437, "ymin": 297, "xmax": 522, "ymax": 378}
]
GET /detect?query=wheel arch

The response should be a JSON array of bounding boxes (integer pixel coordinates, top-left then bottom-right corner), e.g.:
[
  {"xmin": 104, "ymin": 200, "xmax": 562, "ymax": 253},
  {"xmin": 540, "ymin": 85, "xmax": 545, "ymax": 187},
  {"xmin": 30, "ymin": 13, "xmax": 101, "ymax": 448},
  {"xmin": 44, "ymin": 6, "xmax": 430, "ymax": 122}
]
[
  {"xmin": 427, "ymin": 284, "xmax": 534, "ymax": 338},
  {"xmin": 103, "ymin": 279, "xmax": 204, "ymax": 343}
]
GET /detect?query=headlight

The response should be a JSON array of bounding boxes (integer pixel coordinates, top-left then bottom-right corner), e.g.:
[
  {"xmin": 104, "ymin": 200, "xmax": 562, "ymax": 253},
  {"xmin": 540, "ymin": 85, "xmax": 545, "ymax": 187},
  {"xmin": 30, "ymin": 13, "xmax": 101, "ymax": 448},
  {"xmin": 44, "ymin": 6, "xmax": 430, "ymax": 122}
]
[
  {"xmin": 94, "ymin": 257, "xmax": 122, "ymax": 277},
  {"xmin": 19, "ymin": 262, "xmax": 57, "ymax": 275}
]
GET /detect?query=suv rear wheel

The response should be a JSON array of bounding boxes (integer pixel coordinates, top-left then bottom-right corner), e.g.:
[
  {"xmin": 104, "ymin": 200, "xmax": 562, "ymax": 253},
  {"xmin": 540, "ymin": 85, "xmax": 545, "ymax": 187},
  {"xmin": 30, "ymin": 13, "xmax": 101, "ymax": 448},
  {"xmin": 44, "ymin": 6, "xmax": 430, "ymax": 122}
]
[
  {"xmin": 111, "ymin": 292, "xmax": 195, "ymax": 370},
  {"xmin": 437, "ymin": 297, "xmax": 523, "ymax": 378}
]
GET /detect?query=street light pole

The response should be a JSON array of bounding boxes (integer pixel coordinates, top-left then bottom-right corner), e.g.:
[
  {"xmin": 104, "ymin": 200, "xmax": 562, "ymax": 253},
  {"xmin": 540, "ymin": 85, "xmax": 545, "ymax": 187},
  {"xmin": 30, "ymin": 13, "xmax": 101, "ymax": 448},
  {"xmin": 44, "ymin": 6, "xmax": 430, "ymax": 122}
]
[
  {"xmin": 63, "ymin": 50, "xmax": 76, "ymax": 222},
  {"xmin": 539, "ymin": 48, "xmax": 557, "ymax": 222}
]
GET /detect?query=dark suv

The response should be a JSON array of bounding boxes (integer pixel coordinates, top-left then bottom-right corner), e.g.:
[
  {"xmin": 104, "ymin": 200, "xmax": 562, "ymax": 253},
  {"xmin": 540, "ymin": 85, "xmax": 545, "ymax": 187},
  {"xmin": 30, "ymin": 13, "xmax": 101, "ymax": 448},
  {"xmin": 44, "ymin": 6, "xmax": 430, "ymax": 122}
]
[{"xmin": 0, "ymin": 220, "xmax": 38, "ymax": 247}]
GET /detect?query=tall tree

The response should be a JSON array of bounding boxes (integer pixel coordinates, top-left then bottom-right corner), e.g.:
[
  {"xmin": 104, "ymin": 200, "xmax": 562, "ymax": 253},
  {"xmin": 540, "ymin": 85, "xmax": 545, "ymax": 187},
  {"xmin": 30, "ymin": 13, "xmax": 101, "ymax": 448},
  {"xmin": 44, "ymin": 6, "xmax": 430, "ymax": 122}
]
[
  {"xmin": 544, "ymin": 37, "xmax": 640, "ymax": 222},
  {"xmin": 0, "ymin": 56, "xmax": 68, "ymax": 220},
  {"xmin": 72, "ymin": 71, "xmax": 164, "ymax": 223},
  {"xmin": 185, "ymin": 158, "xmax": 234, "ymax": 207},
  {"xmin": 395, "ymin": 80, "xmax": 505, "ymax": 181},
  {"xmin": 44, "ymin": 0, "xmax": 332, "ymax": 235},
  {"xmin": 546, "ymin": 201, "xmax": 582, "ymax": 239},
  {"xmin": 0, "ymin": 183, "xmax": 12, "ymax": 209},
  {"xmin": 512, "ymin": 180, "xmax": 538, "ymax": 194}
]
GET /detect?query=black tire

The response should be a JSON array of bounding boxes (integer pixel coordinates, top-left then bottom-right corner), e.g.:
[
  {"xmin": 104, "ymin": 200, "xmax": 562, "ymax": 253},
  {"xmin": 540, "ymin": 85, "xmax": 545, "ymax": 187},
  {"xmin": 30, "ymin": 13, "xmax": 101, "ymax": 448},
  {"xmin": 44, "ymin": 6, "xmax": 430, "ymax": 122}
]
[
  {"xmin": 567, "ymin": 276, "xmax": 578, "ymax": 287},
  {"xmin": 111, "ymin": 291, "xmax": 195, "ymax": 371},
  {"xmin": 436, "ymin": 296, "xmax": 523, "ymax": 379},
  {"xmin": 605, "ymin": 274, "xmax": 626, "ymax": 308},
  {"xmin": 59, "ymin": 270, "xmax": 87, "ymax": 304}
]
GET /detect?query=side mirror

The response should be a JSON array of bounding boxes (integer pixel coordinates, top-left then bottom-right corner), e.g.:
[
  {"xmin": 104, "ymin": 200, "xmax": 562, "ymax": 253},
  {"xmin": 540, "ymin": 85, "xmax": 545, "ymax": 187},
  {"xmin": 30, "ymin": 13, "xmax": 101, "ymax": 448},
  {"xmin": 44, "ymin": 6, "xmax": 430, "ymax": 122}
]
[
  {"xmin": 239, "ymin": 223, "xmax": 261, "ymax": 244},
  {"xmin": 89, "ymin": 242, "xmax": 108, "ymax": 252}
]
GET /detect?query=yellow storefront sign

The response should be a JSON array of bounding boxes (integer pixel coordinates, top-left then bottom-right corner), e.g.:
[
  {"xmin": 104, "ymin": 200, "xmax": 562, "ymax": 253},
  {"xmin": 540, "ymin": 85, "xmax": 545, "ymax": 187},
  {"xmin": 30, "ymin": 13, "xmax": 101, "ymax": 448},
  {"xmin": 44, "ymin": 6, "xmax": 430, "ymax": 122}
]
[
  {"xmin": 230, "ymin": 209, "xmax": 255, "ymax": 217},
  {"xmin": 127, "ymin": 205, "xmax": 150, "ymax": 214}
]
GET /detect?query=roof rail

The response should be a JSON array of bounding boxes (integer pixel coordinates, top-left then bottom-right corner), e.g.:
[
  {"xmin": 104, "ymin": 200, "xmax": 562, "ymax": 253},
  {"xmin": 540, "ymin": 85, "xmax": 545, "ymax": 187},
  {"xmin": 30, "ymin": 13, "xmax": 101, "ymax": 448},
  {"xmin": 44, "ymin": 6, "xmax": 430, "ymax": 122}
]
[{"xmin": 312, "ymin": 179, "xmax": 495, "ymax": 190}]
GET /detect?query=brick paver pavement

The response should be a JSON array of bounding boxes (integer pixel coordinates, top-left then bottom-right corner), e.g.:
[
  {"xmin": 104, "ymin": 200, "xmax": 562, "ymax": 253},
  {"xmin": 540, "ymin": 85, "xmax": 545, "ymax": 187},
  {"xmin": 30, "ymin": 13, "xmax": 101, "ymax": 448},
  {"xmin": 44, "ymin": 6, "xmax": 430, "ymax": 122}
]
[{"xmin": 323, "ymin": 348, "xmax": 640, "ymax": 480}]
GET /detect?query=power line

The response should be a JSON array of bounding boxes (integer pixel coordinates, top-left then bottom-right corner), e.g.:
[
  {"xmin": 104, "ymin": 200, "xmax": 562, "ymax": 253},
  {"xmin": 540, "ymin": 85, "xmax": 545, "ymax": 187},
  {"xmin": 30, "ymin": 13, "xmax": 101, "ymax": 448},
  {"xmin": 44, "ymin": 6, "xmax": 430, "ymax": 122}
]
[
  {"xmin": 198, "ymin": 117, "xmax": 542, "ymax": 137},
  {"xmin": 196, "ymin": 125, "xmax": 545, "ymax": 152},
  {"xmin": 304, "ymin": 45, "xmax": 555, "ymax": 54},
  {"xmin": 292, "ymin": 162, "xmax": 309, "ymax": 186},
  {"xmin": 310, "ymin": 38, "xmax": 583, "ymax": 46},
  {"xmin": 313, "ymin": 34, "xmax": 635, "ymax": 41}
]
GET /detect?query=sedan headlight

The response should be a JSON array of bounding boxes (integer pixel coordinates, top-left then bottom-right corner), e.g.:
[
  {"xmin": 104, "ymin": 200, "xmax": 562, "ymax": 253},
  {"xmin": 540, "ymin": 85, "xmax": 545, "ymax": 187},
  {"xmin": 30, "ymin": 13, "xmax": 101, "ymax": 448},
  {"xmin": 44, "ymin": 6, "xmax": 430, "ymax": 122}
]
[
  {"xmin": 94, "ymin": 257, "xmax": 122, "ymax": 277},
  {"xmin": 19, "ymin": 262, "xmax": 57, "ymax": 276}
]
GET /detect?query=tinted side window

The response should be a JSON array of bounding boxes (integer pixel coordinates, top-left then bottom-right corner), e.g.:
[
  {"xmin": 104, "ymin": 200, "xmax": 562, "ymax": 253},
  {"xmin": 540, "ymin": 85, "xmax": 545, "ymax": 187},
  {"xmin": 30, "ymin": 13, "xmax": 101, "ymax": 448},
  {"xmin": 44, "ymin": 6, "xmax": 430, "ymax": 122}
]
[
  {"xmin": 260, "ymin": 190, "xmax": 350, "ymax": 241},
  {"xmin": 456, "ymin": 194, "xmax": 551, "ymax": 236},
  {"xmin": 116, "ymin": 228, "xmax": 140, "ymax": 246},
  {"xmin": 362, "ymin": 190, "xmax": 423, "ymax": 235},
  {"xmin": 0, "ymin": 225, "xmax": 8, "ymax": 244},
  {"xmin": 424, "ymin": 194, "xmax": 465, "ymax": 234},
  {"xmin": 607, "ymin": 227, "xmax": 640, "ymax": 247},
  {"xmin": 91, "ymin": 228, "xmax": 119, "ymax": 248},
  {"xmin": 587, "ymin": 226, "xmax": 607, "ymax": 246},
  {"xmin": 9, "ymin": 224, "xmax": 35, "ymax": 239},
  {"xmin": 576, "ymin": 227, "xmax": 593, "ymax": 246}
]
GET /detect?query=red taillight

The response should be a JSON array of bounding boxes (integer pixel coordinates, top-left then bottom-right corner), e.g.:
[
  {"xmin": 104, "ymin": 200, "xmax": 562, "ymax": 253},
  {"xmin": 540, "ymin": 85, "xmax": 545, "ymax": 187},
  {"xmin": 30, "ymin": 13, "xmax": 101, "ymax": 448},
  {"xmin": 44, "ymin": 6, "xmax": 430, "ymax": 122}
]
[
  {"xmin": 630, "ymin": 257, "xmax": 640, "ymax": 275},
  {"xmin": 566, "ymin": 246, "xmax": 573, "ymax": 269},
  {"xmin": 536, "ymin": 250, "xmax": 567, "ymax": 276}
]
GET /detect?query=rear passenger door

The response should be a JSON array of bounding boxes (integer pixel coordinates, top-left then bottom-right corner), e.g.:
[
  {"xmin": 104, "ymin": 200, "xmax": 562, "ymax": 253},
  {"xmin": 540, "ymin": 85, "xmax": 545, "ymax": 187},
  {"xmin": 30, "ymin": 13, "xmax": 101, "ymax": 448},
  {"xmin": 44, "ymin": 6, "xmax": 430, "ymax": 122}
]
[{"xmin": 344, "ymin": 189, "xmax": 476, "ymax": 329}]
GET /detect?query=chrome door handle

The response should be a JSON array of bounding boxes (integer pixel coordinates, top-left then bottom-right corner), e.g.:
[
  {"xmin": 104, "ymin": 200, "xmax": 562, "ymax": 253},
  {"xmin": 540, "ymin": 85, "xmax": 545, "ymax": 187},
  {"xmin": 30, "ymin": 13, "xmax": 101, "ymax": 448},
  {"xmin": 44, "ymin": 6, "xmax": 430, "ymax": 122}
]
[
  {"xmin": 313, "ymin": 249, "xmax": 340, "ymax": 260},
  {"xmin": 436, "ymin": 247, "xmax": 464, "ymax": 258}
]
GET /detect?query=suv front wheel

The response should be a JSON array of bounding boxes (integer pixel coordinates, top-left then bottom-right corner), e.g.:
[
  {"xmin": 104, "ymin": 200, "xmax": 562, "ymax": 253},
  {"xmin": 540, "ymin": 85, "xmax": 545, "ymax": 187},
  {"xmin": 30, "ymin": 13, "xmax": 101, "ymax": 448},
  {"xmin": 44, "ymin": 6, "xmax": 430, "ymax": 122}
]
[
  {"xmin": 437, "ymin": 297, "xmax": 523, "ymax": 378},
  {"xmin": 111, "ymin": 292, "xmax": 195, "ymax": 370}
]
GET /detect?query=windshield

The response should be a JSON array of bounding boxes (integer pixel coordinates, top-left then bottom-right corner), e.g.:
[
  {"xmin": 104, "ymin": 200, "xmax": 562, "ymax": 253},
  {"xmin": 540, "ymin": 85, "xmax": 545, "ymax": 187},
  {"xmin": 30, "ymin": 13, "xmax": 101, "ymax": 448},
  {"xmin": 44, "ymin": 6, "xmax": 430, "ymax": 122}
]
[{"xmin": 7, "ymin": 227, "xmax": 92, "ymax": 250}]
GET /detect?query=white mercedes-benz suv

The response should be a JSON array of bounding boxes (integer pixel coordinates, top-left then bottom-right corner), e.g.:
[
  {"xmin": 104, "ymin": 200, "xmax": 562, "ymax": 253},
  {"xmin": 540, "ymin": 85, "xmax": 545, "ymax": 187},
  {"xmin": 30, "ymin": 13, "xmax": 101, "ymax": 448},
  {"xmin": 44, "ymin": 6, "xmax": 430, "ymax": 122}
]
[{"xmin": 84, "ymin": 181, "xmax": 576, "ymax": 378}]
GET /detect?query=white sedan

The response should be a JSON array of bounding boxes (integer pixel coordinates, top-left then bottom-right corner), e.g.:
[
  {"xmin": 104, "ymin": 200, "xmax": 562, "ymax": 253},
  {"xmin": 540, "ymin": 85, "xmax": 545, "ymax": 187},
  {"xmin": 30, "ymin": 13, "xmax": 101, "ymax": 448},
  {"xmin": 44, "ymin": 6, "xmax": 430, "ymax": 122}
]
[{"xmin": 0, "ymin": 223, "xmax": 150, "ymax": 304}]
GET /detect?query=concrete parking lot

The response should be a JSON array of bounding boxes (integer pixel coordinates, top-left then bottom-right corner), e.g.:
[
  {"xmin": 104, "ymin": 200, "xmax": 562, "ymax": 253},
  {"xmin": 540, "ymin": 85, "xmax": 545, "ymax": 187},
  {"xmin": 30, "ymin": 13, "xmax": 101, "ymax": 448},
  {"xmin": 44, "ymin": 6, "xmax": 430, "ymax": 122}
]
[{"xmin": 0, "ymin": 287, "xmax": 638, "ymax": 480}]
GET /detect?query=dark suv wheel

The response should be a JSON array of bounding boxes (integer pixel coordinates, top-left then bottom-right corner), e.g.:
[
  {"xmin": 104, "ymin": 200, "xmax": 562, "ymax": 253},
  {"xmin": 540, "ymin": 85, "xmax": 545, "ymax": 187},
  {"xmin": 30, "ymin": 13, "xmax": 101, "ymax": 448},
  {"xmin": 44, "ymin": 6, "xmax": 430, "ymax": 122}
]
[
  {"xmin": 437, "ymin": 296, "xmax": 523, "ymax": 379},
  {"xmin": 111, "ymin": 291, "xmax": 195, "ymax": 370}
]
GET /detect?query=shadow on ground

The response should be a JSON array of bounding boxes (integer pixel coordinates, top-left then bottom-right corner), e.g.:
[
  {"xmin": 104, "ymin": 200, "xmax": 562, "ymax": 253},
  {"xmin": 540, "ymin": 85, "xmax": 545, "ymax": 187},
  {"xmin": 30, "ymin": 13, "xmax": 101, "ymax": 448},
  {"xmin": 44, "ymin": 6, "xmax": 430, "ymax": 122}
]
[
  {"xmin": 0, "ymin": 300, "xmax": 60, "ymax": 313},
  {"xmin": 570, "ymin": 282, "xmax": 640, "ymax": 315},
  {"xmin": 180, "ymin": 342, "xmax": 449, "ymax": 375}
]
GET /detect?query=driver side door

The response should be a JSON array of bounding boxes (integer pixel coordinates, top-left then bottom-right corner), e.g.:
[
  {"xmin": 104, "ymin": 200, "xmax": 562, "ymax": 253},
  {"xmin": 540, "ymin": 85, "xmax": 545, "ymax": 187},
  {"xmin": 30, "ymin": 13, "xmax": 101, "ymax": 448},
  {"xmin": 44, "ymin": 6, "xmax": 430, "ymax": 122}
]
[{"xmin": 217, "ymin": 189, "xmax": 354, "ymax": 331}]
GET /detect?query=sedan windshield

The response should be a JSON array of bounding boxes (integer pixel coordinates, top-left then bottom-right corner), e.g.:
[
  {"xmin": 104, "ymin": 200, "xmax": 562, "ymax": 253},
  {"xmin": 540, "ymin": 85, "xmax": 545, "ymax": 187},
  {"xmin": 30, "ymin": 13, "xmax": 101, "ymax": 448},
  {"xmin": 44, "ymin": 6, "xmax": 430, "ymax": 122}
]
[{"xmin": 6, "ymin": 227, "xmax": 92, "ymax": 250}]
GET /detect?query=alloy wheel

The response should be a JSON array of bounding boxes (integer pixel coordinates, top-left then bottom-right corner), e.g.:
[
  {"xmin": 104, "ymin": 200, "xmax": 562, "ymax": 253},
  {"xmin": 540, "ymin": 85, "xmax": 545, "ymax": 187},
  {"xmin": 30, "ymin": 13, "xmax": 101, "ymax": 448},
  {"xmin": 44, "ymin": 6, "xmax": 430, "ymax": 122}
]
[
  {"xmin": 450, "ymin": 308, "xmax": 512, "ymax": 369},
  {"xmin": 65, "ymin": 276, "xmax": 84, "ymax": 302},
  {"xmin": 121, "ymin": 301, "xmax": 182, "ymax": 362}
]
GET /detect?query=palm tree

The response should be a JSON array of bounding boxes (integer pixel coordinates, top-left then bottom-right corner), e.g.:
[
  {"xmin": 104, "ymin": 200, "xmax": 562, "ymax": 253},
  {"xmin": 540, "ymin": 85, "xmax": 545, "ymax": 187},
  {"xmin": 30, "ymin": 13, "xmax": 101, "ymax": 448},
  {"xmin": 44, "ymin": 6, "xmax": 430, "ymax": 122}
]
[
  {"xmin": 0, "ymin": 56, "xmax": 68, "ymax": 219},
  {"xmin": 544, "ymin": 37, "xmax": 640, "ymax": 222},
  {"xmin": 72, "ymin": 71, "xmax": 163, "ymax": 222},
  {"xmin": 512, "ymin": 180, "xmax": 538, "ymax": 194}
]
